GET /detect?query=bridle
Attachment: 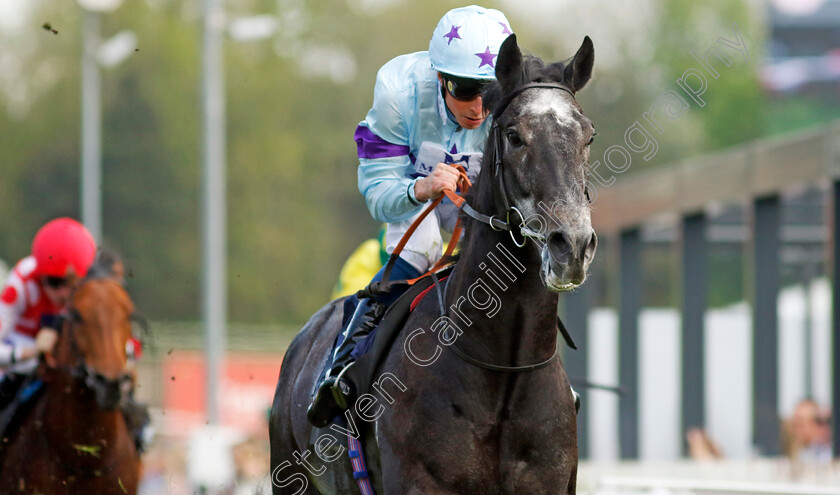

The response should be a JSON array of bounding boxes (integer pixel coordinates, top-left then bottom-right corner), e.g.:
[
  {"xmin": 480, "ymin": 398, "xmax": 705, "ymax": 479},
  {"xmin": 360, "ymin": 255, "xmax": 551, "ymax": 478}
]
[
  {"xmin": 458, "ymin": 82, "xmax": 578, "ymax": 248},
  {"xmin": 445, "ymin": 82, "xmax": 581, "ymax": 373},
  {"xmin": 364, "ymin": 81, "xmax": 581, "ymax": 372},
  {"xmin": 369, "ymin": 81, "xmax": 579, "ymax": 294},
  {"xmin": 46, "ymin": 278, "xmax": 134, "ymax": 407}
]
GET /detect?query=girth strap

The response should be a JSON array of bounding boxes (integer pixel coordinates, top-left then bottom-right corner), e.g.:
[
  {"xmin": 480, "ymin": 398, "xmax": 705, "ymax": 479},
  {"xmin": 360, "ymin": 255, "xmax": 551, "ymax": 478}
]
[
  {"xmin": 448, "ymin": 343, "xmax": 559, "ymax": 373},
  {"xmin": 444, "ymin": 316, "xmax": 576, "ymax": 373}
]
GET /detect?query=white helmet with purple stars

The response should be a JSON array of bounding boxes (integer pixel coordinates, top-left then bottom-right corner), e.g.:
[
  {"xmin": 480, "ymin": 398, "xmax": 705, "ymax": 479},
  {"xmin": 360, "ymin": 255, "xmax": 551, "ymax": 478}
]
[{"xmin": 429, "ymin": 5, "xmax": 513, "ymax": 80}]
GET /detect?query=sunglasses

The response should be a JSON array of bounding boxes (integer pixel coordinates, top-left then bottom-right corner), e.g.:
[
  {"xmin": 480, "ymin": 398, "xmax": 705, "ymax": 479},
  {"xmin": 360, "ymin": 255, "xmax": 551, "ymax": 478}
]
[
  {"xmin": 442, "ymin": 74, "xmax": 489, "ymax": 101},
  {"xmin": 43, "ymin": 276, "xmax": 71, "ymax": 289}
]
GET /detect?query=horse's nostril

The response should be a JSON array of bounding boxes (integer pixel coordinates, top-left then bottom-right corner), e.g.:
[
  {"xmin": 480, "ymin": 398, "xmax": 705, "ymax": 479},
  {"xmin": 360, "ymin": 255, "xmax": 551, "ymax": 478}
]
[
  {"xmin": 549, "ymin": 230, "xmax": 596, "ymax": 266},
  {"xmin": 582, "ymin": 231, "xmax": 598, "ymax": 261},
  {"xmin": 547, "ymin": 232, "xmax": 572, "ymax": 263}
]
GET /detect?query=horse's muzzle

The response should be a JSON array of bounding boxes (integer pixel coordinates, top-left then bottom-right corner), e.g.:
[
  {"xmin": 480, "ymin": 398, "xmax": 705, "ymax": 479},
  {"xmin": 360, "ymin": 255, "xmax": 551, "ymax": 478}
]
[
  {"xmin": 85, "ymin": 370, "xmax": 133, "ymax": 410},
  {"xmin": 541, "ymin": 229, "xmax": 597, "ymax": 290}
]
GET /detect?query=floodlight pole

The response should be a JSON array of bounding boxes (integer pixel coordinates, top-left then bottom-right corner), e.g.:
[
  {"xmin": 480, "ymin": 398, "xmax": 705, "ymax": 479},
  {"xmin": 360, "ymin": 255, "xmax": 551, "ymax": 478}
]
[
  {"xmin": 201, "ymin": 0, "xmax": 227, "ymax": 425},
  {"xmin": 81, "ymin": 10, "xmax": 102, "ymax": 242}
]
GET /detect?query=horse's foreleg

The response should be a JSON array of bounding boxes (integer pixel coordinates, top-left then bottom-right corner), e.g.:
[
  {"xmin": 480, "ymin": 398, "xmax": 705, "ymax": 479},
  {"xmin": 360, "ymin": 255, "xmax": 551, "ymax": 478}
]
[{"xmin": 565, "ymin": 463, "xmax": 578, "ymax": 495}]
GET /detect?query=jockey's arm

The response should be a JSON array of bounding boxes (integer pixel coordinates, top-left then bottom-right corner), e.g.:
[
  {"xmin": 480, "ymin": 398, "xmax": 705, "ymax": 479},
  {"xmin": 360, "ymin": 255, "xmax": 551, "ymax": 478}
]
[
  {"xmin": 355, "ymin": 63, "xmax": 431, "ymax": 224},
  {"xmin": 0, "ymin": 270, "xmax": 60, "ymax": 367},
  {"xmin": 0, "ymin": 281, "xmax": 32, "ymax": 366},
  {"xmin": 357, "ymin": 158, "xmax": 424, "ymax": 224},
  {"xmin": 356, "ymin": 57, "xmax": 463, "ymax": 223}
]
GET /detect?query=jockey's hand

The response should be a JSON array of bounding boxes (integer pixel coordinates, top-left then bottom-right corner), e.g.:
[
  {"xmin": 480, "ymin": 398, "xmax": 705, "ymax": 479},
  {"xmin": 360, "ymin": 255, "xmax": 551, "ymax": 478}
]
[
  {"xmin": 414, "ymin": 162, "xmax": 460, "ymax": 202},
  {"xmin": 35, "ymin": 328, "xmax": 59, "ymax": 354}
]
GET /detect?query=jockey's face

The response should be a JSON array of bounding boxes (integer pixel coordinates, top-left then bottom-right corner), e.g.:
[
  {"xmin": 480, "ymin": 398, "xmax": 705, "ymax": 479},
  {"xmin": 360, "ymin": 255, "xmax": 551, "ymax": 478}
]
[
  {"xmin": 439, "ymin": 74, "xmax": 488, "ymax": 130},
  {"xmin": 41, "ymin": 274, "xmax": 76, "ymax": 307}
]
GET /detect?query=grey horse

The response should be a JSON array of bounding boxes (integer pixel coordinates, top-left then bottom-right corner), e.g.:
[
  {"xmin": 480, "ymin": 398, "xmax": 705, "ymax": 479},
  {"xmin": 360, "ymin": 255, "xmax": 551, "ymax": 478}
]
[{"xmin": 270, "ymin": 33, "xmax": 597, "ymax": 495}]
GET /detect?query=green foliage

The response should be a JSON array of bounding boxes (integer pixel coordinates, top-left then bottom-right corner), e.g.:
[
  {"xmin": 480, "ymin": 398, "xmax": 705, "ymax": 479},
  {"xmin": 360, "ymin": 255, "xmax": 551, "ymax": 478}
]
[
  {"xmin": 0, "ymin": 0, "xmax": 776, "ymax": 323},
  {"xmin": 649, "ymin": 0, "xmax": 765, "ymax": 159}
]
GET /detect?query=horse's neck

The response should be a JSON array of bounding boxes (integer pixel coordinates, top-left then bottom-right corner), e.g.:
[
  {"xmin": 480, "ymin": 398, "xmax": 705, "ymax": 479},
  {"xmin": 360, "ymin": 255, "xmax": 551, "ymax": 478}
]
[
  {"xmin": 41, "ymin": 373, "xmax": 122, "ymax": 456},
  {"xmin": 448, "ymin": 210, "xmax": 559, "ymax": 365}
]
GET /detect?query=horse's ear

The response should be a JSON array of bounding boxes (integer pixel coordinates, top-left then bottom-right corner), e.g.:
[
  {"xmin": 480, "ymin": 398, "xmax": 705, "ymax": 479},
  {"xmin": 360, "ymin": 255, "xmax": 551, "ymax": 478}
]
[
  {"xmin": 496, "ymin": 34, "xmax": 523, "ymax": 94},
  {"xmin": 563, "ymin": 36, "xmax": 594, "ymax": 92},
  {"xmin": 112, "ymin": 260, "xmax": 125, "ymax": 284},
  {"xmin": 92, "ymin": 247, "xmax": 126, "ymax": 283}
]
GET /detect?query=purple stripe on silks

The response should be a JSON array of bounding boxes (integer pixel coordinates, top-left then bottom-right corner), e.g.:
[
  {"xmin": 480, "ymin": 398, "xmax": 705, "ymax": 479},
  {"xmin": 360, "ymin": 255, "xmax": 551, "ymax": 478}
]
[{"xmin": 355, "ymin": 125, "xmax": 410, "ymax": 159}]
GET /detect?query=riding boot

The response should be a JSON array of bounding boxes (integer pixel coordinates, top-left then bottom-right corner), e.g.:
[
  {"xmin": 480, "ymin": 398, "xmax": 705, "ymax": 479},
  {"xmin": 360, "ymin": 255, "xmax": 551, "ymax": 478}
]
[
  {"xmin": 0, "ymin": 374, "xmax": 25, "ymax": 412},
  {"xmin": 0, "ymin": 374, "xmax": 29, "ymax": 443},
  {"xmin": 306, "ymin": 297, "xmax": 386, "ymax": 428}
]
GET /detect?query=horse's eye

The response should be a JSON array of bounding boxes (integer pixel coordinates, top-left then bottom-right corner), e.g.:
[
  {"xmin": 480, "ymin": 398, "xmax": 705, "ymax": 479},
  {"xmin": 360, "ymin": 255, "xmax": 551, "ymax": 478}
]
[
  {"xmin": 585, "ymin": 186, "xmax": 592, "ymax": 203},
  {"xmin": 506, "ymin": 130, "xmax": 524, "ymax": 148},
  {"xmin": 587, "ymin": 132, "xmax": 597, "ymax": 146}
]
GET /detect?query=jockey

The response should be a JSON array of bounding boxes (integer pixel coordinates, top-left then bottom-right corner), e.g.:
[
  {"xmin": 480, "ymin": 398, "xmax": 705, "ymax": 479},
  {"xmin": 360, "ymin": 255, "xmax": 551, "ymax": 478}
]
[
  {"xmin": 307, "ymin": 5, "xmax": 513, "ymax": 427},
  {"xmin": 0, "ymin": 218, "xmax": 96, "ymax": 406},
  {"xmin": 0, "ymin": 219, "xmax": 152, "ymax": 451}
]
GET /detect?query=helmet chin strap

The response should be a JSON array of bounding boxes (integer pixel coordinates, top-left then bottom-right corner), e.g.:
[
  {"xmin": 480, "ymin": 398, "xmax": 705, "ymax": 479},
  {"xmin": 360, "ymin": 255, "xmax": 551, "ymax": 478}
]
[{"xmin": 436, "ymin": 77, "xmax": 456, "ymax": 126}]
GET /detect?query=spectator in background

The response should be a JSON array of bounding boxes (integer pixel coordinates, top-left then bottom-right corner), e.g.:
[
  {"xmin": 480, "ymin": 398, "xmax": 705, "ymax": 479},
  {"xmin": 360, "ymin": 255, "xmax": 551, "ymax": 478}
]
[
  {"xmin": 783, "ymin": 398, "xmax": 832, "ymax": 464},
  {"xmin": 232, "ymin": 436, "xmax": 271, "ymax": 495},
  {"xmin": 686, "ymin": 427, "xmax": 724, "ymax": 460}
]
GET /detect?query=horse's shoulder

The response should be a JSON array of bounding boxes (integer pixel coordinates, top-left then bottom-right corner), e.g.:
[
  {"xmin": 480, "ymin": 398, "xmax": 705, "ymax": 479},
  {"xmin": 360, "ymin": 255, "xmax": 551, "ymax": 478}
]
[
  {"xmin": 289, "ymin": 297, "xmax": 343, "ymax": 343},
  {"xmin": 282, "ymin": 298, "xmax": 346, "ymax": 370}
]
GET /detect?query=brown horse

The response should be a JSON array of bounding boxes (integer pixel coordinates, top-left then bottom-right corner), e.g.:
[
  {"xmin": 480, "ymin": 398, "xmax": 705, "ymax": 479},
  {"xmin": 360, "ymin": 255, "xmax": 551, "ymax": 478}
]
[{"xmin": 0, "ymin": 272, "xmax": 141, "ymax": 494}]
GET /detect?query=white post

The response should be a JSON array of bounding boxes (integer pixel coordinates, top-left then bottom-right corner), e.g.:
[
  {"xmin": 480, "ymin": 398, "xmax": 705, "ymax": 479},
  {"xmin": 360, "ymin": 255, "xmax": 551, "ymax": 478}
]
[
  {"xmin": 81, "ymin": 9, "xmax": 102, "ymax": 242},
  {"xmin": 201, "ymin": 0, "xmax": 227, "ymax": 425}
]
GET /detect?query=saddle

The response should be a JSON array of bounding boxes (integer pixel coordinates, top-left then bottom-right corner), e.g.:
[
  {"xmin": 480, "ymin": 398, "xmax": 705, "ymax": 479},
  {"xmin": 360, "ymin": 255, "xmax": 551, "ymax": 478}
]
[
  {"xmin": 347, "ymin": 265, "xmax": 452, "ymax": 401},
  {"xmin": 308, "ymin": 266, "xmax": 453, "ymax": 447}
]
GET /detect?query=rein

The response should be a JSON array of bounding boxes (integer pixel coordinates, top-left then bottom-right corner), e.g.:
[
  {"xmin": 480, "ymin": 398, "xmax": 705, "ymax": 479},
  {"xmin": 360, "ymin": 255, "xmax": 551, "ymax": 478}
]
[
  {"xmin": 449, "ymin": 341, "xmax": 558, "ymax": 373},
  {"xmin": 370, "ymin": 82, "xmax": 577, "ymax": 294},
  {"xmin": 442, "ymin": 266, "xmax": 576, "ymax": 374},
  {"xmin": 367, "ymin": 82, "xmax": 579, "ymax": 373},
  {"xmin": 445, "ymin": 82, "xmax": 580, "ymax": 373},
  {"xmin": 487, "ymin": 82, "xmax": 577, "ymax": 247}
]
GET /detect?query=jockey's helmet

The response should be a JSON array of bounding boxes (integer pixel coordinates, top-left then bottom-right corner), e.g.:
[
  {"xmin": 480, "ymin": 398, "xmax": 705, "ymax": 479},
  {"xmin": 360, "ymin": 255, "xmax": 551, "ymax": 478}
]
[
  {"xmin": 429, "ymin": 5, "xmax": 513, "ymax": 80},
  {"xmin": 32, "ymin": 218, "xmax": 97, "ymax": 278}
]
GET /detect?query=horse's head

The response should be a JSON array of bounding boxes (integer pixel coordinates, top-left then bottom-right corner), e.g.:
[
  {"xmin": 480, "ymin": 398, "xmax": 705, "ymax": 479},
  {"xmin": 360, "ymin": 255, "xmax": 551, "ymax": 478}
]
[
  {"xmin": 57, "ymin": 274, "xmax": 135, "ymax": 410},
  {"xmin": 483, "ymin": 34, "xmax": 597, "ymax": 292}
]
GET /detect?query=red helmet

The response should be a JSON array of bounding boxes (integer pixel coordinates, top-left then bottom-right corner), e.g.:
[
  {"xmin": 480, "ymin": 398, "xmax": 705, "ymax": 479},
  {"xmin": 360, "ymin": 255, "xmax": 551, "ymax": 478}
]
[{"xmin": 31, "ymin": 218, "xmax": 97, "ymax": 278}]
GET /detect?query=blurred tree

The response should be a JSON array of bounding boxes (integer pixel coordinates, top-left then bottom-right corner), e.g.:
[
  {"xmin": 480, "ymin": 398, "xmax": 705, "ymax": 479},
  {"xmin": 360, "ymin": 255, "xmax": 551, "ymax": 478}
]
[
  {"xmin": 651, "ymin": 0, "xmax": 765, "ymax": 158},
  {"xmin": 0, "ymin": 0, "xmax": 770, "ymax": 323}
]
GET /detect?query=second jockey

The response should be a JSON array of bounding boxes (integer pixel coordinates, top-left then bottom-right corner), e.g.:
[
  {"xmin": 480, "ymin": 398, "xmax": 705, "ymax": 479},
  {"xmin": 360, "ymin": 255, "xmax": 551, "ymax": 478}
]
[
  {"xmin": 0, "ymin": 217, "xmax": 97, "ymax": 404},
  {"xmin": 0, "ymin": 218, "xmax": 150, "ymax": 451}
]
